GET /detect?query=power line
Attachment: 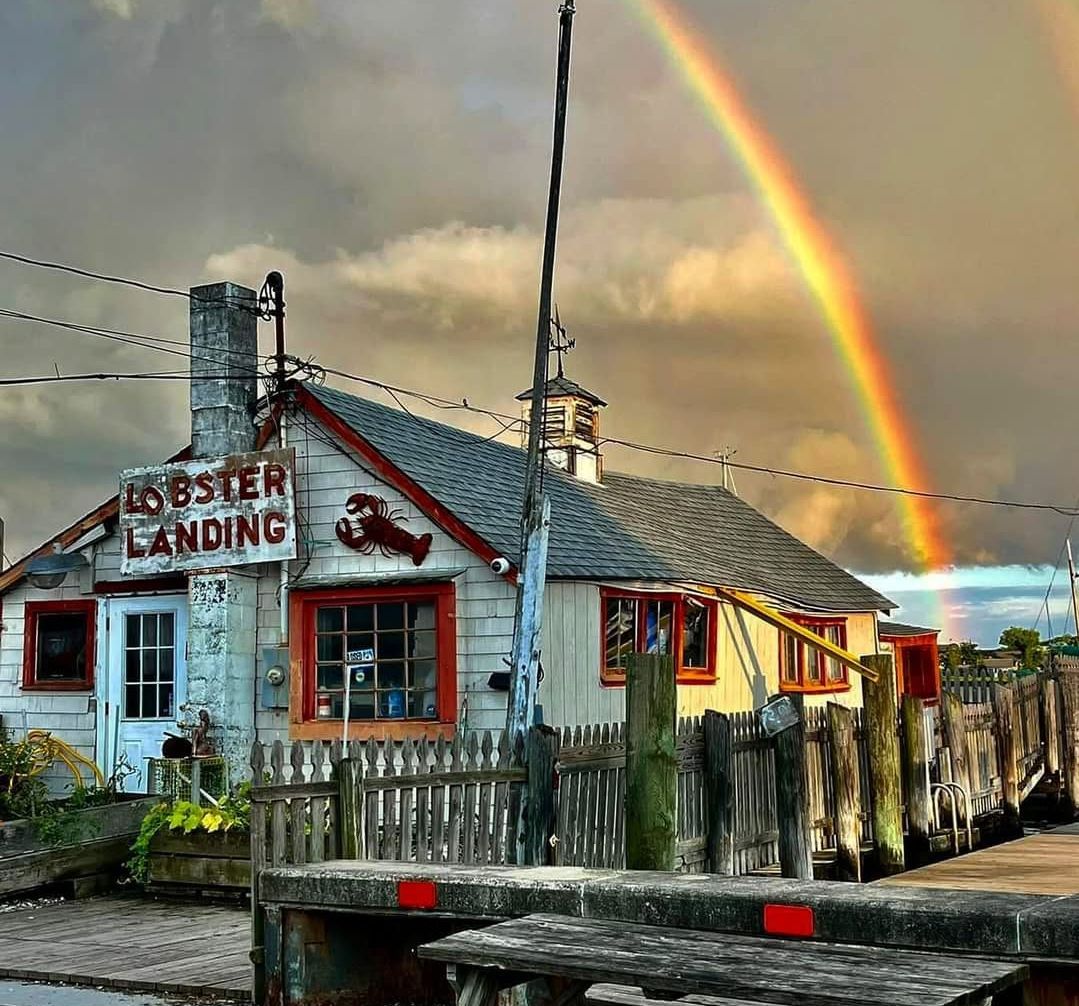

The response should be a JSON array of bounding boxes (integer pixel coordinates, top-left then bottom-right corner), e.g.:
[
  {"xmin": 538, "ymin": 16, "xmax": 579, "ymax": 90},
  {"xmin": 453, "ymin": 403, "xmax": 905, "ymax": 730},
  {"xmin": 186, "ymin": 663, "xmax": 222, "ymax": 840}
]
[
  {"xmin": 0, "ymin": 371, "xmax": 252, "ymax": 387},
  {"xmin": 0, "ymin": 306, "xmax": 265, "ymax": 375},
  {"xmin": 315, "ymin": 365, "xmax": 1079, "ymax": 518},
  {"xmin": 0, "ymin": 248, "xmax": 258, "ymax": 314}
]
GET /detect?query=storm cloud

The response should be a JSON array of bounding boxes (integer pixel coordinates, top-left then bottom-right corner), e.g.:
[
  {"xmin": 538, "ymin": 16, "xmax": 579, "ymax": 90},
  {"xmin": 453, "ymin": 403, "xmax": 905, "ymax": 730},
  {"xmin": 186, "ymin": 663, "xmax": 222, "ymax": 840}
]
[{"xmin": 2, "ymin": 0, "xmax": 1079, "ymax": 578}]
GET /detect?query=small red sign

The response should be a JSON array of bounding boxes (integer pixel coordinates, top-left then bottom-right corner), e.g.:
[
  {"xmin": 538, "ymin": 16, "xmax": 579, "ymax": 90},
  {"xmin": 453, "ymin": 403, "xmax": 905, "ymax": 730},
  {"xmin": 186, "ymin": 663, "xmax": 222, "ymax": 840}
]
[
  {"xmin": 763, "ymin": 903, "xmax": 815, "ymax": 938},
  {"xmin": 397, "ymin": 880, "xmax": 438, "ymax": 910}
]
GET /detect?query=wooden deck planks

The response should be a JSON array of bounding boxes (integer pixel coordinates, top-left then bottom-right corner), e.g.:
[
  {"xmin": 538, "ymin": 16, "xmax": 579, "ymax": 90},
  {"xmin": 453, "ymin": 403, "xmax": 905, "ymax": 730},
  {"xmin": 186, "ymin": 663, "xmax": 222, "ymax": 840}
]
[
  {"xmin": 878, "ymin": 830, "xmax": 1079, "ymax": 895},
  {"xmin": 419, "ymin": 913, "xmax": 1027, "ymax": 1006},
  {"xmin": 0, "ymin": 895, "xmax": 250, "ymax": 998}
]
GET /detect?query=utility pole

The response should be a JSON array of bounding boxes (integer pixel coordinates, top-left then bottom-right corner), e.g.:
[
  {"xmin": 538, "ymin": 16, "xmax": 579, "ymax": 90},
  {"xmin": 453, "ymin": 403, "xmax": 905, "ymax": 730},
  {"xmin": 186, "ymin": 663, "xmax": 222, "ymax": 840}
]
[
  {"xmin": 1067, "ymin": 540, "xmax": 1079, "ymax": 641},
  {"xmin": 259, "ymin": 271, "xmax": 287, "ymax": 393},
  {"xmin": 506, "ymin": 1, "xmax": 576, "ymax": 771}
]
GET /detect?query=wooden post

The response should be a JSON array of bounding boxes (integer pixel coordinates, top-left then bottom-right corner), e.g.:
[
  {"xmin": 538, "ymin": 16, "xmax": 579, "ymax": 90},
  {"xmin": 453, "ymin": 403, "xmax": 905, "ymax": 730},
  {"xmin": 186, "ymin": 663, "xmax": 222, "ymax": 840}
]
[
  {"xmin": 250, "ymin": 741, "xmax": 267, "ymax": 1006},
  {"xmin": 827, "ymin": 702, "xmax": 861, "ymax": 882},
  {"xmin": 862, "ymin": 653, "xmax": 904, "ymax": 876},
  {"xmin": 703, "ymin": 710, "xmax": 734, "ymax": 875},
  {"xmin": 772, "ymin": 693, "xmax": 813, "ymax": 880},
  {"xmin": 625, "ymin": 653, "xmax": 677, "ymax": 871},
  {"xmin": 338, "ymin": 757, "xmax": 362, "ymax": 860},
  {"xmin": 941, "ymin": 691, "xmax": 974, "ymax": 828},
  {"xmin": 901, "ymin": 695, "xmax": 932, "ymax": 867},
  {"xmin": 1042, "ymin": 671, "xmax": 1062, "ymax": 780},
  {"xmin": 993, "ymin": 684, "xmax": 1022, "ymax": 836},
  {"xmin": 1060, "ymin": 669, "xmax": 1079, "ymax": 813},
  {"xmin": 524, "ymin": 725, "xmax": 560, "ymax": 866}
]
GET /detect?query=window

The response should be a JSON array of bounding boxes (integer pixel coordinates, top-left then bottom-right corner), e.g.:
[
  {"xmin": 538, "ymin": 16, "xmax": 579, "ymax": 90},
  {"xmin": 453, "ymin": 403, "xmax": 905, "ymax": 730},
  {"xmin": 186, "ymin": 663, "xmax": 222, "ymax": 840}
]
[
  {"xmin": 295, "ymin": 584, "xmax": 456, "ymax": 734},
  {"xmin": 124, "ymin": 612, "xmax": 176, "ymax": 719},
  {"xmin": 778, "ymin": 616, "xmax": 849, "ymax": 692},
  {"xmin": 23, "ymin": 600, "xmax": 96, "ymax": 691},
  {"xmin": 601, "ymin": 590, "xmax": 716, "ymax": 684}
]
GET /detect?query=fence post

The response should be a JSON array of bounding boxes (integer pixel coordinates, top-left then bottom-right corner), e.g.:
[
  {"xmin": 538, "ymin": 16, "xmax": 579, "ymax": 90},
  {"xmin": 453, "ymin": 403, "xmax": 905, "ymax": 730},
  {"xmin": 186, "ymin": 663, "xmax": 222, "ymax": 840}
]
[
  {"xmin": 625, "ymin": 653, "xmax": 677, "ymax": 871},
  {"xmin": 250, "ymin": 741, "xmax": 267, "ymax": 1006},
  {"xmin": 338, "ymin": 757, "xmax": 362, "ymax": 860},
  {"xmin": 827, "ymin": 702, "xmax": 861, "ymax": 882},
  {"xmin": 1060, "ymin": 670, "xmax": 1079, "ymax": 813},
  {"xmin": 1042, "ymin": 671, "xmax": 1062, "ymax": 781},
  {"xmin": 524, "ymin": 725, "xmax": 560, "ymax": 866},
  {"xmin": 772, "ymin": 692, "xmax": 813, "ymax": 880},
  {"xmin": 901, "ymin": 695, "xmax": 932, "ymax": 867},
  {"xmin": 703, "ymin": 710, "xmax": 734, "ymax": 875},
  {"xmin": 941, "ymin": 691, "xmax": 974, "ymax": 823},
  {"xmin": 992, "ymin": 684, "xmax": 1022, "ymax": 836},
  {"xmin": 862, "ymin": 653, "xmax": 904, "ymax": 876}
]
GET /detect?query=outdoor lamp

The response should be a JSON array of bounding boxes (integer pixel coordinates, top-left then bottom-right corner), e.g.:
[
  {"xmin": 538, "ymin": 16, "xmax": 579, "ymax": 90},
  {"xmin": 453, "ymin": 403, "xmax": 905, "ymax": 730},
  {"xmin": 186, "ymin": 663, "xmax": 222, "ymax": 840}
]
[{"xmin": 25, "ymin": 545, "xmax": 89, "ymax": 589}]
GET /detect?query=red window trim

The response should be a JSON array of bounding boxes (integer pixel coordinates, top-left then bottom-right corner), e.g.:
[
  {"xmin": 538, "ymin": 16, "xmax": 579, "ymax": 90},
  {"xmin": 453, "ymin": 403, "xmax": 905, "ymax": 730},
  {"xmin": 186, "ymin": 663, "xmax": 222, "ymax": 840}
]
[
  {"xmin": 290, "ymin": 583, "xmax": 457, "ymax": 739},
  {"xmin": 22, "ymin": 599, "xmax": 97, "ymax": 692},
  {"xmin": 600, "ymin": 589, "xmax": 718, "ymax": 686},
  {"xmin": 779, "ymin": 614, "xmax": 850, "ymax": 694}
]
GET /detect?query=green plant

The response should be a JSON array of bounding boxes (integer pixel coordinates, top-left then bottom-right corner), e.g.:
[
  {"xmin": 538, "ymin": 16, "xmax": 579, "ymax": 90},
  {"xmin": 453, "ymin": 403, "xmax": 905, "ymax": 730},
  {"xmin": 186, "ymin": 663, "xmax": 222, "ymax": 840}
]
[
  {"xmin": 0, "ymin": 730, "xmax": 46, "ymax": 822},
  {"xmin": 125, "ymin": 788, "xmax": 252, "ymax": 885}
]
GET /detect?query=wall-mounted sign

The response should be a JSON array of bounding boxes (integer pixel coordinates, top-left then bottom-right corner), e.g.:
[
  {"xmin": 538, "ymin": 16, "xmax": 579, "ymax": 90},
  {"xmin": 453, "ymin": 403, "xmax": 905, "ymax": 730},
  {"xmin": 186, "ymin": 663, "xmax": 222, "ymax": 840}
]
[
  {"xmin": 335, "ymin": 492, "xmax": 432, "ymax": 566},
  {"xmin": 120, "ymin": 448, "xmax": 297, "ymax": 575}
]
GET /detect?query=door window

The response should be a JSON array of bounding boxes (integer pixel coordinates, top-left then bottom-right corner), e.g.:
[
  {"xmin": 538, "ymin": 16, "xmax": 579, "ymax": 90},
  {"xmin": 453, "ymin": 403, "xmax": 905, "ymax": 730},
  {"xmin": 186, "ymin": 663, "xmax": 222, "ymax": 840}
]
[{"xmin": 124, "ymin": 612, "xmax": 176, "ymax": 720}]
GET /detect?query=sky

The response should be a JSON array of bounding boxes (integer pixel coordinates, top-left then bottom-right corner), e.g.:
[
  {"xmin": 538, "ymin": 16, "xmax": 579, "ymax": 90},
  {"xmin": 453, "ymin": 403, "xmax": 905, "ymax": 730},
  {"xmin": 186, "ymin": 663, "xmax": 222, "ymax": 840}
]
[{"xmin": 2, "ymin": 0, "xmax": 1079, "ymax": 645}]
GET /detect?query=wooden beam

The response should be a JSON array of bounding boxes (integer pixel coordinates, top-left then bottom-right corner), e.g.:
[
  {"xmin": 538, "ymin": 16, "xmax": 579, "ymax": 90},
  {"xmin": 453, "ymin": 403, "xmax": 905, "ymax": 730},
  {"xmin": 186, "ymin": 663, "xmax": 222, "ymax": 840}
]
[{"xmin": 712, "ymin": 588, "xmax": 878, "ymax": 681}]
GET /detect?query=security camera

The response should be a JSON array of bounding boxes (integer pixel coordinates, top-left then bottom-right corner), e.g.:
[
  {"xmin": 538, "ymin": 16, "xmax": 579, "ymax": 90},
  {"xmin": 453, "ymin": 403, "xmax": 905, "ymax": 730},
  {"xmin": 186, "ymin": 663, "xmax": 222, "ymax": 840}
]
[{"xmin": 490, "ymin": 556, "xmax": 511, "ymax": 575}]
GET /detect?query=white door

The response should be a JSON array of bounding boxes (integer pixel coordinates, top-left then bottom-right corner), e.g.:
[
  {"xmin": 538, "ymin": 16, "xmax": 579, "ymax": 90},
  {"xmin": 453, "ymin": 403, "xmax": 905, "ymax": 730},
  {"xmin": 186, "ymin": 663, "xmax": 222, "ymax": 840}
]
[{"xmin": 105, "ymin": 596, "xmax": 188, "ymax": 792}]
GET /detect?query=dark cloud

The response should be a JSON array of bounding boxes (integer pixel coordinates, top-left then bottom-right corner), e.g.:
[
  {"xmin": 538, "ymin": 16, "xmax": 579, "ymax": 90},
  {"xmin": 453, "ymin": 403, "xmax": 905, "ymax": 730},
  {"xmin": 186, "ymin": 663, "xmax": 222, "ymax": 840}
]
[{"xmin": 2, "ymin": 0, "xmax": 1078, "ymax": 578}]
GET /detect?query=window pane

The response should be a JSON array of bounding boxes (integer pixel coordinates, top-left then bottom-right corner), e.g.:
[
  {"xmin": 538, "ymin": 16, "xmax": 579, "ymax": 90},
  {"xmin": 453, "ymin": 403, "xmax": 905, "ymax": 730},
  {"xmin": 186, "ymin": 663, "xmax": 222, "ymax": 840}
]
[
  {"xmin": 378, "ymin": 632, "xmax": 406, "ymax": 660},
  {"xmin": 408, "ymin": 602, "xmax": 436, "ymax": 631},
  {"xmin": 317, "ymin": 634, "xmax": 343, "ymax": 662},
  {"xmin": 317, "ymin": 606, "xmax": 344, "ymax": 632},
  {"xmin": 604, "ymin": 598, "xmax": 636, "ymax": 672},
  {"xmin": 126, "ymin": 614, "xmax": 141, "ymax": 648},
  {"xmin": 159, "ymin": 614, "xmax": 174, "ymax": 647},
  {"xmin": 378, "ymin": 661, "xmax": 406, "ymax": 689},
  {"xmin": 36, "ymin": 612, "xmax": 89, "ymax": 681},
  {"xmin": 160, "ymin": 682, "xmax": 174, "ymax": 719},
  {"xmin": 682, "ymin": 600, "xmax": 710, "ymax": 669},
  {"xmin": 380, "ymin": 688, "xmax": 407, "ymax": 718},
  {"xmin": 125, "ymin": 684, "xmax": 140, "ymax": 718},
  {"xmin": 317, "ymin": 664, "xmax": 344, "ymax": 691},
  {"xmin": 143, "ymin": 615, "xmax": 157, "ymax": 647},
  {"xmin": 411, "ymin": 659, "xmax": 437, "ymax": 689},
  {"xmin": 125, "ymin": 649, "xmax": 140, "ymax": 683},
  {"xmin": 346, "ymin": 633, "xmax": 375, "ymax": 659},
  {"xmin": 408, "ymin": 630, "xmax": 436, "ymax": 659},
  {"xmin": 645, "ymin": 601, "xmax": 674, "ymax": 656},
  {"xmin": 781, "ymin": 635, "xmax": 800, "ymax": 684},
  {"xmin": 408, "ymin": 692, "xmax": 437, "ymax": 719},
  {"xmin": 349, "ymin": 694, "xmax": 376, "ymax": 721},
  {"xmin": 159, "ymin": 648, "xmax": 175, "ymax": 682},
  {"xmin": 142, "ymin": 685, "xmax": 157, "ymax": 717},
  {"xmin": 347, "ymin": 605, "xmax": 374, "ymax": 632},
  {"xmin": 142, "ymin": 649, "xmax": 158, "ymax": 683},
  {"xmin": 376, "ymin": 603, "xmax": 405, "ymax": 630}
]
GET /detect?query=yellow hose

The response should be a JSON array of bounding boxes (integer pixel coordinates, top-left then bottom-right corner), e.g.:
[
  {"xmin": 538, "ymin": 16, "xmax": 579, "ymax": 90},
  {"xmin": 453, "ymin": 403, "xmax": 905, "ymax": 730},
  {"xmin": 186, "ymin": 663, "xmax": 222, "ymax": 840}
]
[{"xmin": 25, "ymin": 730, "xmax": 105, "ymax": 789}]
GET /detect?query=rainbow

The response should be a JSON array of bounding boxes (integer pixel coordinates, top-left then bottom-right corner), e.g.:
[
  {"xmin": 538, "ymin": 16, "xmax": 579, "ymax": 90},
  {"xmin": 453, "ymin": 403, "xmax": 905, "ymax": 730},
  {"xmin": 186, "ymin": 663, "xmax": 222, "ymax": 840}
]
[{"xmin": 627, "ymin": 0, "xmax": 954, "ymax": 629}]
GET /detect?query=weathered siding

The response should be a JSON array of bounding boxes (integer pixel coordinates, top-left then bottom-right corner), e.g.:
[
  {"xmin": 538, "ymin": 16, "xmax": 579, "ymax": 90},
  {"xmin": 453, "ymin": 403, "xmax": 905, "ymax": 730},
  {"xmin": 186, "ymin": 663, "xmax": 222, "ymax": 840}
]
[
  {"xmin": 0, "ymin": 572, "xmax": 100, "ymax": 794},
  {"xmin": 252, "ymin": 412, "xmax": 517, "ymax": 743},
  {"xmin": 540, "ymin": 587, "xmax": 878, "ymax": 725}
]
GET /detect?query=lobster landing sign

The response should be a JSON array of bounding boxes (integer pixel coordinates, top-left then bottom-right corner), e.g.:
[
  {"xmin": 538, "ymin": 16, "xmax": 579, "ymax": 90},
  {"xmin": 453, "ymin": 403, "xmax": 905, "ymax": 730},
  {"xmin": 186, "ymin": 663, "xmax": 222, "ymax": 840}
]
[{"xmin": 120, "ymin": 448, "xmax": 297, "ymax": 575}]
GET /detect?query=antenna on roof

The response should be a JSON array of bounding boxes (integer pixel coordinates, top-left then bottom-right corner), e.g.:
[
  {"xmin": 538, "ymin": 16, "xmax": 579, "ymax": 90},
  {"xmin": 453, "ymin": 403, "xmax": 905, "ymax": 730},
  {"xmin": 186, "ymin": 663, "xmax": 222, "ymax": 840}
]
[
  {"xmin": 550, "ymin": 305, "xmax": 575, "ymax": 379},
  {"xmin": 715, "ymin": 446, "xmax": 739, "ymax": 495}
]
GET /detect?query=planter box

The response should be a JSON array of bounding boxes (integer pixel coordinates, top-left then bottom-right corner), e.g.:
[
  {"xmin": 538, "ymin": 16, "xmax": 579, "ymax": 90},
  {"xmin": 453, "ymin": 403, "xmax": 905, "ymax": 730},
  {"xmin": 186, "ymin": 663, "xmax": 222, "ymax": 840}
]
[
  {"xmin": 148, "ymin": 829, "xmax": 251, "ymax": 891},
  {"xmin": 0, "ymin": 795, "xmax": 158, "ymax": 897}
]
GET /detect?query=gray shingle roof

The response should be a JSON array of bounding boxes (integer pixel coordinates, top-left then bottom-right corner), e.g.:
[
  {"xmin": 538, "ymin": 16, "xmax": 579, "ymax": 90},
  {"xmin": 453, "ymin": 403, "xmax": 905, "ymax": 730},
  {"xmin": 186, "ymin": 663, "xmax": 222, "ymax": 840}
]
[
  {"xmin": 310, "ymin": 384, "xmax": 893, "ymax": 614},
  {"xmin": 515, "ymin": 375, "xmax": 608, "ymax": 407},
  {"xmin": 879, "ymin": 620, "xmax": 939, "ymax": 638}
]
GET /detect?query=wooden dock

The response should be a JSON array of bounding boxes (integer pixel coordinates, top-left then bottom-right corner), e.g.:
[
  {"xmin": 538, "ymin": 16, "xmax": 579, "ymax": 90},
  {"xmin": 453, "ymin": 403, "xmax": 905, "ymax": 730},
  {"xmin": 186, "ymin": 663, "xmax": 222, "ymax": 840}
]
[
  {"xmin": 878, "ymin": 824, "xmax": 1079, "ymax": 895},
  {"xmin": 0, "ymin": 895, "xmax": 250, "ymax": 998}
]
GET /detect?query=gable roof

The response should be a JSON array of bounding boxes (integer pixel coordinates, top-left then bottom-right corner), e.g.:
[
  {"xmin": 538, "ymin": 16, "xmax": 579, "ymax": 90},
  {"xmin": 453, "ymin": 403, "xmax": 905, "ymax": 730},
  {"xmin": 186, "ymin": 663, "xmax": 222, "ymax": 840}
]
[
  {"xmin": 879, "ymin": 620, "xmax": 939, "ymax": 639},
  {"xmin": 306, "ymin": 384, "xmax": 893, "ymax": 614}
]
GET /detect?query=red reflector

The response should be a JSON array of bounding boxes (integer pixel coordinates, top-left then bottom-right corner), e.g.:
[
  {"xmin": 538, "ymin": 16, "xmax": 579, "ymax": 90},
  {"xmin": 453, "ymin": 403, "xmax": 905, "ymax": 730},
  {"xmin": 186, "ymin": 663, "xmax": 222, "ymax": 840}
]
[
  {"xmin": 763, "ymin": 903, "xmax": 814, "ymax": 938},
  {"xmin": 397, "ymin": 880, "xmax": 438, "ymax": 910}
]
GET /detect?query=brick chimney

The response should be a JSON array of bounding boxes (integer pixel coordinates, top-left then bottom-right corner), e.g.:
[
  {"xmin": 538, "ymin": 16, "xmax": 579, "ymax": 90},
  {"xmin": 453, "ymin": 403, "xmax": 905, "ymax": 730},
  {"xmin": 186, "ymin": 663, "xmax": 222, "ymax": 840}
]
[{"xmin": 186, "ymin": 282, "xmax": 260, "ymax": 784}]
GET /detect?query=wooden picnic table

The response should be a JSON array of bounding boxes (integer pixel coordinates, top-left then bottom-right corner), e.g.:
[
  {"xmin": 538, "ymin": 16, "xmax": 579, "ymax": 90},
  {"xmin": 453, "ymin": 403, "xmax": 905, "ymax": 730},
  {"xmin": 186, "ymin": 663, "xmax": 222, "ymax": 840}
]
[{"xmin": 418, "ymin": 913, "xmax": 1027, "ymax": 1006}]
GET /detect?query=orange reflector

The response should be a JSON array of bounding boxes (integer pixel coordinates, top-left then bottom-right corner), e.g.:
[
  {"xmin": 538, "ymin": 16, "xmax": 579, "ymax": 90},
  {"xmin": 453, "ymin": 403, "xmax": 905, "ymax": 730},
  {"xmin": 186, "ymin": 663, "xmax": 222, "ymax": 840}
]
[
  {"xmin": 397, "ymin": 880, "xmax": 438, "ymax": 909},
  {"xmin": 763, "ymin": 903, "xmax": 814, "ymax": 938}
]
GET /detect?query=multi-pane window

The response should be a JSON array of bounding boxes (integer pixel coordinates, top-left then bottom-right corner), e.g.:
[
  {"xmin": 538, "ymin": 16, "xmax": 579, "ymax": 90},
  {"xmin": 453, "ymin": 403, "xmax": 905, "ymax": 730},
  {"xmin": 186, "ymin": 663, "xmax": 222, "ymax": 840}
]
[
  {"xmin": 314, "ymin": 600, "xmax": 436, "ymax": 721},
  {"xmin": 124, "ymin": 612, "xmax": 175, "ymax": 719},
  {"xmin": 22, "ymin": 601, "xmax": 96, "ymax": 690},
  {"xmin": 778, "ymin": 617, "xmax": 849, "ymax": 692},
  {"xmin": 601, "ymin": 591, "xmax": 715, "ymax": 684}
]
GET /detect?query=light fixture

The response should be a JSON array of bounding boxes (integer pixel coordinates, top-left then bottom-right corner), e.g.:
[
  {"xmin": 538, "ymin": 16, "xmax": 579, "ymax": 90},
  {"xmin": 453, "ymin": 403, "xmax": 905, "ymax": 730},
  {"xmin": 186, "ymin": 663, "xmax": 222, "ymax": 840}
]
[{"xmin": 25, "ymin": 545, "xmax": 89, "ymax": 590}]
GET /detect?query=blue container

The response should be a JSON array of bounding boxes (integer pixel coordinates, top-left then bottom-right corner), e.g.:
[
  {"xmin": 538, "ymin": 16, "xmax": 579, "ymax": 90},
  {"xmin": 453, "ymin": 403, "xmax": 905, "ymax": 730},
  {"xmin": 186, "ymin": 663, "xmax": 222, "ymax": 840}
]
[{"xmin": 384, "ymin": 689, "xmax": 405, "ymax": 719}]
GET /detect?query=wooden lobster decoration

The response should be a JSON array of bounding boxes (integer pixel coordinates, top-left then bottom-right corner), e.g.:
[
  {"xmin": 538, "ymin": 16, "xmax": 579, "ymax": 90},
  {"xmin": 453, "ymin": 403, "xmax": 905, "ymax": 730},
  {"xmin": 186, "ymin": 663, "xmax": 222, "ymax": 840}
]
[{"xmin": 335, "ymin": 493, "xmax": 432, "ymax": 566}]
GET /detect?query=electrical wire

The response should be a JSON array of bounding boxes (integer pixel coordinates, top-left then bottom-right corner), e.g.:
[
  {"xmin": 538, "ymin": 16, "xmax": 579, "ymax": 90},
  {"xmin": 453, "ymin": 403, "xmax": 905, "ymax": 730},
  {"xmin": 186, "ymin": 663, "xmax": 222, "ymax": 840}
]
[
  {"xmin": 0, "ymin": 248, "xmax": 258, "ymax": 314},
  {"xmin": 0, "ymin": 371, "xmax": 254, "ymax": 386}
]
